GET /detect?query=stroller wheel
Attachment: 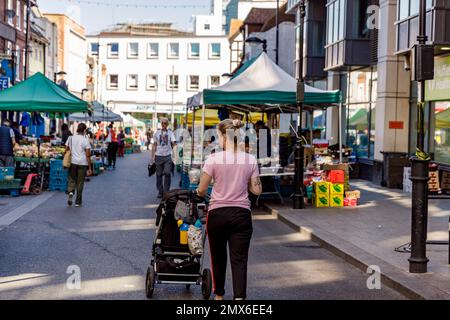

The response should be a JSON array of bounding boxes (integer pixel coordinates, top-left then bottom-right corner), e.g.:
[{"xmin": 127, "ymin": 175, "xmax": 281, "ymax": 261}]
[
  {"xmin": 201, "ymin": 269, "xmax": 212, "ymax": 300},
  {"xmin": 145, "ymin": 267, "xmax": 155, "ymax": 299}
]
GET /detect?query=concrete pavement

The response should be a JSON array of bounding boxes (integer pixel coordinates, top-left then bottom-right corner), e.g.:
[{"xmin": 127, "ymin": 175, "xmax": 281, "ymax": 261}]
[
  {"xmin": 264, "ymin": 180, "xmax": 450, "ymax": 299},
  {"xmin": 0, "ymin": 152, "xmax": 405, "ymax": 299}
]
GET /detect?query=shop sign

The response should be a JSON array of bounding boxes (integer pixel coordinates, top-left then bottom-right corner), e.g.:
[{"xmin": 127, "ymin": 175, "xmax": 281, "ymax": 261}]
[
  {"xmin": 0, "ymin": 77, "xmax": 10, "ymax": 90},
  {"xmin": 389, "ymin": 121, "xmax": 404, "ymax": 129},
  {"xmin": 426, "ymin": 54, "xmax": 450, "ymax": 101}
]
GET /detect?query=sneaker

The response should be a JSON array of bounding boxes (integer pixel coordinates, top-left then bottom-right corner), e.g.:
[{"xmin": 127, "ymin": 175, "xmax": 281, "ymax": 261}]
[
  {"xmin": 75, "ymin": 203, "xmax": 82, "ymax": 207},
  {"xmin": 68, "ymin": 193, "xmax": 74, "ymax": 206}
]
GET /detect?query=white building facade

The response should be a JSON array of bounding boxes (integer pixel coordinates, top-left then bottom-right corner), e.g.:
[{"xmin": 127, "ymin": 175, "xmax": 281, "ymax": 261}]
[{"xmin": 87, "ymin": 23, "xmax": 229, "ymax": 129}]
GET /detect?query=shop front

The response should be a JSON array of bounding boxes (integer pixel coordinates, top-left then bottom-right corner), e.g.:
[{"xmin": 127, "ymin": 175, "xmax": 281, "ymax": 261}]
[
  {"xmin": 424, "ymin": 53, "xmax": 450, "ymax": 166},
  {"xmin": 408, "ymin": 53, "xmax": 450, "ymax": 194}
]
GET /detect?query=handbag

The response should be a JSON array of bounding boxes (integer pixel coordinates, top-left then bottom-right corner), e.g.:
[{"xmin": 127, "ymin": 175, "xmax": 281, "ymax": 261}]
[
  {"xmin": 148, "ymin": 163, "xmax": 156, "ymax": 177},
  {"xmin": 63, "ymin": 136, "xmax": 72, "ymax": 168}
]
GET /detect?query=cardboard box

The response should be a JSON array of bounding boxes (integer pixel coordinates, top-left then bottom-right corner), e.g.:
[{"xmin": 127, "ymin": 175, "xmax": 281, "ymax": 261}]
[
  {"xmin": 330, "ymin": 194, "xmax": 344, "ymax": 207},
  {"xmin": 345, "ymin": 190, "xmax": 361, "ymax": 199},
  {"xmin": 344, "ymin": 197, "xmax": 358, "ymax": 207},
  {"xmin": 314, "ymin": 181, "xmax": 330, "ymax": 195},
  {"xmin": 314, "ymin": 147, "xmax": 328, "ymax": 155},
  {"xmin": 313, "ymin": 194, "xmax": 329, "ymax": 207},
  {"xmin": 330, "ymin": 183, "xmax": 344, "ymax": 195},
  {"xmin": 328, "ymin": 170, "xmax": 345, "ymax": 183}
]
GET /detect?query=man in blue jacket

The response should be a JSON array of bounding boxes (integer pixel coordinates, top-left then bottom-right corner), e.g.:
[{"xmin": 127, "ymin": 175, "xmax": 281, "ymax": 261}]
[{"xmin": 0, "ymin": 119, "xmax": 16, "ymax": 167}]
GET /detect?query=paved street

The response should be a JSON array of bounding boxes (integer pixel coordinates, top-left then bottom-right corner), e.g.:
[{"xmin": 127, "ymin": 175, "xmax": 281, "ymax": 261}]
[{"xmin": 0, "ymin": 151, "xmax": 405, "ymax": 300}]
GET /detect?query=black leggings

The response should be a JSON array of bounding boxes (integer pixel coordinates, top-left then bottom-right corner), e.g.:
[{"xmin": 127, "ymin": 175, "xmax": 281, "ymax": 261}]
[
  {"xmin": 207, "ymin": 206, "xmax": 252, "ymax": 299},
  {"xmin": 107, "ymin": 142, "xmax": 118, "ymax": 167}
]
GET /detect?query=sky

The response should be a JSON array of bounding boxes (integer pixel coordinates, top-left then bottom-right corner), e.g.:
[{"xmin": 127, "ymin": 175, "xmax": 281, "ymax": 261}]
[{"xmin": 37, "ymin": 0, "xmax": 213, "ymax": 35}]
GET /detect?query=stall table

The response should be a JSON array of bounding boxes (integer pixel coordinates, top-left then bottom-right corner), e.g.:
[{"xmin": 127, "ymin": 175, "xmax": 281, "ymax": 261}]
[{"xmin": 257, "ymin": 168, "xmax": 294, "ymax": 205}]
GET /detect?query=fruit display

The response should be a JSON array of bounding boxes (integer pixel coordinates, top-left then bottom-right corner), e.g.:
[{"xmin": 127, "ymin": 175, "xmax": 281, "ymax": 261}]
[{"xmin": 14, "ymin": 143, "xmax": 66, "ymax": 159}]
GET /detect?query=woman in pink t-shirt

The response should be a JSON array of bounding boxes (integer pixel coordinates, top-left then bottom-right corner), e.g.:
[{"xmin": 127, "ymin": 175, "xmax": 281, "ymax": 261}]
[{"xmin": 196, "ymin": 119, "xmax": 262, "ymax": 300}]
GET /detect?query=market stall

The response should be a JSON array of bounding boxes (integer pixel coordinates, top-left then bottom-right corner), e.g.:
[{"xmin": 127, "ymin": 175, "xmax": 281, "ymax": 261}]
[
  {"xmin": 185, "ymin": 53, "xmax": 360, "ymax": 208},
  {"xmin": 0, "ymin": 72, "xmax": 89, "ymax": 194}
]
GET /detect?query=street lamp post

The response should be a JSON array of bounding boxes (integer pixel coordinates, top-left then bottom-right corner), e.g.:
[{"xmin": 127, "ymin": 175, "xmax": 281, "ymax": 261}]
[
  {"xmin": 275, "ymin": 0, "xmax": 279, "ymax": 65},
  {"xmin": 293, "ymin": 0, "xmax": 306, "ymax": 209},
  {"xmin": 409, "ymin": 0, "xmax": 434, "ymax": 273}
]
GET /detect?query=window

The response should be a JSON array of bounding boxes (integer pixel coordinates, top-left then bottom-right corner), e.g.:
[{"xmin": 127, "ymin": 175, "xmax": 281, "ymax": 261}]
[
  {"xmin": 107, "ymin": 43, "xmax": 119, "ymax": 58},
  {"xmin": 189, "ymin": 43, "xmax": 200, "ymax": 58},
  {"xmin": 127, "ymin": 74, "xmax": 138, "ymax": 90},
  {"xmin": 167, "ymin": 75, "xmax": 179, "ymax": 90},
  {"xmin": 188, "ymin": 75, "xmax": 199, "ymax": 91},
  {"xmin": 128, "ymin": 42, "xmax": 139, "ymax": 58},
  {"xmin": 209, "ymin": 75, "xmax": 220, "ymax": 88},
  {"xmin": 15, "ymin": 45, "xmax": 20, "ymax": 81},
  {"xmin": 344, "ymin": 68, "xmax": 377, "ymax": 159},
  {"xmin": 434, "ymin": 102, "xmax": 450, "ymax": 164},
  {"xmin": 168, "ymin": 43, "xmax": 179, "ymax": 58},
  {"xmin": 148, "ymin": 43, "xmax": 159, "ymax": 58},
  {"xmin": 209, "ymin": 43, "xmax": 221, "ymax": 59},
  {"xmin": 326, "ymin": 0, "xmax": 345, "ymax": 45},
  {"xmin": 107, "ymin": 74, "xmax": 118, "ymax": 90},
  {"xmin": 204, "ymin": 24, "xmax": 210, "ymax": 30},
  {"xmin": 146, "ymin": 74, "xmax": 158, "ymax": 90},
  {"xmin": 16, "ymin": 1, "xmax": 21, "ymax": 30},
  {"xmin": 90, "ymin": 43, "xmax": 99, "ymax": 55},
  {"xmin": 398, "ymin": 0, "xmax": 433, "ymax": 20},
  {"xmin": 7, "ymin": 0, "xmax": 13, "ymax": 26}
]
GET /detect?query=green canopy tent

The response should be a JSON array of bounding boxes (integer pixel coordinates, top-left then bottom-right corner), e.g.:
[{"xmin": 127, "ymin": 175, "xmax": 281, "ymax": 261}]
[
  {"xmin": 187, "ymin": 52, "xmax": 344, "ymax": 163},
  {"xmin": 0, "ymin": 72, "xmax": 88, "ymax": 113}
]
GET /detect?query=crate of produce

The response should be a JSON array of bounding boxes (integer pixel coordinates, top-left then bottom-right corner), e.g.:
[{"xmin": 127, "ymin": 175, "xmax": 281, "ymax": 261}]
[
  {"xmin": 49, "ymin": 176, "xmax": 68, "ymax": 186},
  {"xmin": 0, "ymin": 167, "xmax": 15, "ymax": 180},
  {"xmin": 48, "ymin": 184, "xmax": 67, "ymax": 192},
  {"xmin": 0, "ymin": 178, "xmax": 22, "ymax": 189},
  {"xmin": 50, "ymin": 169, "xmax": 68, "ymax": 177}
]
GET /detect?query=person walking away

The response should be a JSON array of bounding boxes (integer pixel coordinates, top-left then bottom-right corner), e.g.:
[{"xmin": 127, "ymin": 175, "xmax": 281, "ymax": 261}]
[
  {"xmin": 66, "ymin": 123, "xmax": 92, "ymax": 207},
  {"xmin": 146, "ymin": 128, "xmax": 153, "ymax": 150},
  {"xmin": 105, "ymin": 124, "xmax": 118, "ymax": 169},
  {"xmin": 196, "ymin": 119, "xmax": 262, "ymax": 300},
  {"xmin": 151, "ymin": 118, "xmax": 176, "ymax": 198},
  {"xmin": 61, "ymin": 123, "xmax": 72, "ymax": 145},
  {"xmin": 117, "ymin": 128, "xmax": 125, "ymax": 157},
  {"xmin": 0, "ymin": 119, "xmax": 16, "ymax": 167}
]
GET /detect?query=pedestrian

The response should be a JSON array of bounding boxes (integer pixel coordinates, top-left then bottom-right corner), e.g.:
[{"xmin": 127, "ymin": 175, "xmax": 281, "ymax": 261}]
[
  {"xmin": 0, "ymin": 119, "xmax": 16, "ymax": 167},
  {"xmin": 151, "ymin": 117, "xmax": 176, "ymax": 198},
  {"xmin": 11, "ymin": 121, "xmax": 23, "ymax": 142},
  {"xmin": 146, "ymin": 128, "xmax": 153, "ymax": 150},
  {"xmin": 105, "ymin": 124, "xmax": 118, "ymax": 169},
  {"xmin": 196, "ymin": 119, "xmax": 262, "ymax": 300},
  {"xmin": 66, "ymin": 123, "xmax": 92, "ymax": 207},
  {"xmin": 61, "ymin": 123, "xmax": 72, "ymax": 145},
  {"xmin": 117, "ymin": 127, "xmax": 125, "ymax": 157}
]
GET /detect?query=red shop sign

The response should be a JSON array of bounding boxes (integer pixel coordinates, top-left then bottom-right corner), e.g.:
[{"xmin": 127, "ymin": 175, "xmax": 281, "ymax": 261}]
[{"xmin": 389, "ymin": 121, "xmax": 404, "ymax": 129}]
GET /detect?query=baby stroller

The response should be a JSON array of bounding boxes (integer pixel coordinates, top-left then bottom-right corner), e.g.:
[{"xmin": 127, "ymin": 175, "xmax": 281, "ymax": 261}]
[{"xmin": 145, "ymin": 189, "xmax": 212, "ymax": 299}]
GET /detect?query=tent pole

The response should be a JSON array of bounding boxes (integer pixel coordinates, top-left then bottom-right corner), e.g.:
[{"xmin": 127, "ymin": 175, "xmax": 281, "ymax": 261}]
[
  {"xmin": 309, "ymin": 110, "xmax": 313, "ymax": 145},
  {"xmin": 339, "ymin": 103, "xmax": 343, "ymax": 164},
  {"xmin": 201, "ymin": 104, "xmax": 205, "ymax": 163},
  {"xmin": 190, "ymin": 107, "xmax": 195, "ymax": 171}
]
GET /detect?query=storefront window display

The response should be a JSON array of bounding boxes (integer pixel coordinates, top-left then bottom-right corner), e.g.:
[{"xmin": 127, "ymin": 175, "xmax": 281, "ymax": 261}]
[
  {"xmin": 433, "ymin": 101, "xmax": 450, "ymax": 164},
  {"xmin": 343, "ymin": 68, "xmax": 377, "ymax": 159}
]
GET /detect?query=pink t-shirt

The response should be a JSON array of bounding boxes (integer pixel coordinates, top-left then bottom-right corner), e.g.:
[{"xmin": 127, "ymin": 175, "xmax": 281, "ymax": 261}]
[{"xmin": 202, "ymin": 151, "xmax": 260, "ymax": 211}]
